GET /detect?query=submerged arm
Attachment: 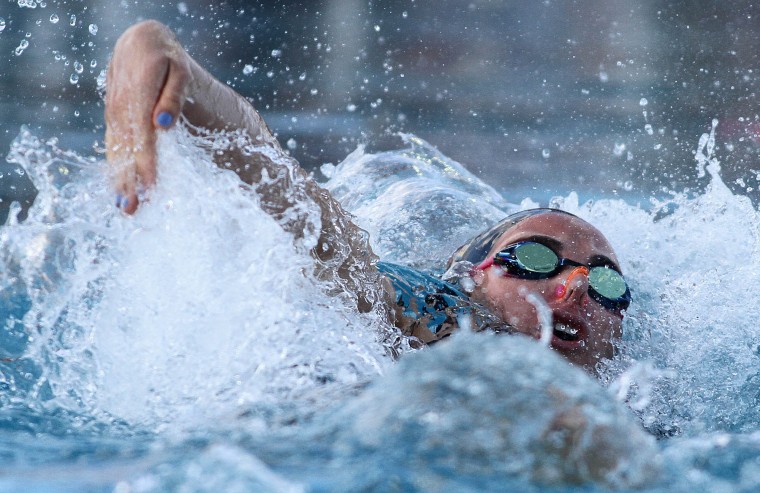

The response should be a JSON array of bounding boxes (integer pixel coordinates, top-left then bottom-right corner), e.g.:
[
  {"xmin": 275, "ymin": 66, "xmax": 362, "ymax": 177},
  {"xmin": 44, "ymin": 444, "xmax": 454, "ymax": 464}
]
[{"xmin": 105, "ymin": 20, "xmax": 390, "ymax": 316}]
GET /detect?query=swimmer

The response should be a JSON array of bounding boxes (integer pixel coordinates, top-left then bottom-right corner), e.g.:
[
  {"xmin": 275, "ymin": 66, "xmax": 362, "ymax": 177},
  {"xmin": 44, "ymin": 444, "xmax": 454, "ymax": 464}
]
[{"xmin": 105, "ymin": 21, "xmax": 630, "ymax": 374}]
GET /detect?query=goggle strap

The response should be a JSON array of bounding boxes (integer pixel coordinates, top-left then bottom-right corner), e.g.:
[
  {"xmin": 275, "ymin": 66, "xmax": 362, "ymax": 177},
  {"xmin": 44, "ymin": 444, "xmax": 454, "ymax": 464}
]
[{"xmin": 475, "ymin": 257, "xmax": 495, "ymax": 271}]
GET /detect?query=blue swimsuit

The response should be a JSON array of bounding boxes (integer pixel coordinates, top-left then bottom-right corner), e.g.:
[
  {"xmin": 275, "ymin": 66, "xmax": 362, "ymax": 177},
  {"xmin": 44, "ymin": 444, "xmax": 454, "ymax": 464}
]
[{"xmin": 377, "ymin": 261, "xmax": 477, "ymax": 343}]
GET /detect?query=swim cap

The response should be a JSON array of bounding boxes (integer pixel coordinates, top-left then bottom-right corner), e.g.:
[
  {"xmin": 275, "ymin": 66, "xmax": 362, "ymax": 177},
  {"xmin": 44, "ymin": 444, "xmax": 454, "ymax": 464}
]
[{"xmin": 446, "ymin": 208, "xmax": 577, "ymax": 268}]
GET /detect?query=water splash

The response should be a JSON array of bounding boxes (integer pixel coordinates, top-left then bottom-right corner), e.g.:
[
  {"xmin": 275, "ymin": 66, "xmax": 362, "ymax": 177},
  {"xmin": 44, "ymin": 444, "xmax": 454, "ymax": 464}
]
[
  {"xmin": 310, "ymin": 333, "xmax": 660, "ymax": 491},
  {"xmin": 0, "ymin": 127, "xmax": 390, "ymax": 432},
  {"xmin": 555, "ymin": 127, "xmax": 760, "ymax": 438},
  {"xmin": 325, "ymin": 133, "xmax": 519, "ymax": 270},
  {"xmin": 696, "ymin": 118, "xmax": 720, "ymax": 179},
  {"xmin": 327, "ymin": 131, "xmax": 760, "ymax": 441},
  {"xmin": 5, "ymin": 125, "xmax": 760, "ymax": 491}
]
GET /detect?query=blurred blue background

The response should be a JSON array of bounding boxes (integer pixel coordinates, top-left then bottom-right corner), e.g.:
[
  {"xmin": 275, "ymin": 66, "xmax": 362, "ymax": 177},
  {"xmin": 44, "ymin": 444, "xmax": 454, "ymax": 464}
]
[{"xmin": 2, "ymin": 0, "xmax": 760, "ymax": 223}]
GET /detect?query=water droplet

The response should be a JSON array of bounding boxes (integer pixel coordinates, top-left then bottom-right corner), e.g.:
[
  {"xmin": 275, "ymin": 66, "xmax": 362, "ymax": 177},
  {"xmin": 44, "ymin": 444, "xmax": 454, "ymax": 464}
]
[
  {"xmin": 644, "ymin": 124, "xmax": 653, "ymax": 136},
  {"xmin": 177, "ymin": 2, "xmax": 188, "ymax": 14},
  {"xmin": 542, "ymin": 149, "xmax": 551, "ymax": 159},
  {"xmin": 74, "ymin": 61, "xmax": 84, "ymax": 73},
  {"xmin": 623, "ymin": 181, "xmax": 633, "ymax": 191},
  {"xmin": 374, "ymin": 25, "xmax": 380, "ymax": 32},
  {"xmin": 69, "ymin": 73, "xmax": 79, "ymax": 84},
  {"xmin": 242, "ymin": 64, "xmax": 254, "ymax": 75},
  {"xmin": 320, "ymin": 163, "xmax": 336, "ymax": 179},
  {"xmin": 96, "ymin": 69, "xmax": 107, "ymax": 90},
  {"xmin": 402, "ymin": 11, "xmax": 408, "ymax": 18},
  {"xmin": 266, "ymin": 71, "xmax": 274, "ymax": 78},
  {"xmin": 286, "ymin": 138, "xmax": 297, "ymax": 150},
  {"xmin": 613, "ymin": 142, "xmax": 626, "ymax": 157},
  {"xmin": 14, "ymin": 39, "xmax": 29, "ymax": 56},
  {"xmin": 639, "ymin": 97, "xmax": 648, "ymax": 107},
  {"xmin": 69, "ymin": 15, "xmax": 76, "ymax": 27},
  {"xmin": 298, "ymin": 72, "xmax": 306, "ymax": 81},
  {"xmin": 74, "ymin": 110, "xmax": 80, "ymax": 117},
  {"xmin": 310, "ymin": 88, "xmax": 318, "ymax": 95},
  {"xmin": 271, "ymin": 49, "xmax": 282, "ymax": 58},
  {"xmin": 346, "ymin": 103, "xmax": 357, "ymax": 112},
  {"xmin": 90, "ymin": 59, "xmax": 97, "ymax": 68},
  {"xmin": 50, "ymin": 14, "xmax": 59, "ymax": 23},
  {"xmin": 0, "ymin": 18, "xmax": 6, "ymax": 32},
  {"xmin": 88, "ymin": 24, "xmax": 98, "ymax": 35}
]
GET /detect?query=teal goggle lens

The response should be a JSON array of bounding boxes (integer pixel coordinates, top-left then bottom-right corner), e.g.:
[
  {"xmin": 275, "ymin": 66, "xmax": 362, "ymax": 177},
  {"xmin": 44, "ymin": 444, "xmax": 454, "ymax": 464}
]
[{"xmin": 588, "ymin": 266, "xmax": 628, "ymax": 300}]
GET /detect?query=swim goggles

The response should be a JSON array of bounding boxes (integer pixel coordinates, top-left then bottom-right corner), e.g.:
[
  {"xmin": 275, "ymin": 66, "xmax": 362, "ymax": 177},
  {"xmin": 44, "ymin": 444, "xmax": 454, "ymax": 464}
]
[{"xmin": 492, "ymin": 241, "xmax": 631, "ymax": 311}]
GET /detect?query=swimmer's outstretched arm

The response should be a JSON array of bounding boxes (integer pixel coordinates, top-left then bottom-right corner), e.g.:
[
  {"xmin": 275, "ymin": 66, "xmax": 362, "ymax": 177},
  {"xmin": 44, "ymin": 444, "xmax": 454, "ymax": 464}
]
[
  {"xmin": 105, "ymin": 21, "xmax": 277, "ymax": 209},
  {"xmin": 105, "ymin": 20, "xmax": 391, "ymax": 315}
]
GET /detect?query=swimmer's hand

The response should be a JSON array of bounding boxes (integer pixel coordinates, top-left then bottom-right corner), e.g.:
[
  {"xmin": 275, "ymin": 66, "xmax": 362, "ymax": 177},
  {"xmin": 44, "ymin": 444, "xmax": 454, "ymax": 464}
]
[{"xmin": 105, "ymin": 20, "xmax": 190, "ymax": 214}]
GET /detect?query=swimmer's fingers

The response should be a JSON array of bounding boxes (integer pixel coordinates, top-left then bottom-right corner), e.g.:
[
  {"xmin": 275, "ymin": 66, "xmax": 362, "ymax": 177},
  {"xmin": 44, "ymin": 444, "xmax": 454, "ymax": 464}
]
[
  {"xmin": 105, "ymin": 21, "xmax": 189, "ymax": 213},
  {"xmin": 152, "ymin": 56, "xmax": 191, "ymax": 129},
  {"xmin": 110, "ymin": 122, "xmax": 157, "ymax": 215},
  {"xmin": 105, "ymin": 121, "xmax": 141, "ymax": 214},
  {"xmin": 129, "ymin": 56, "xmax": 191, "ymax": 210},
  {"xmin": 105, "ymin": 88, "xmax": 157, "ymax": 214}
]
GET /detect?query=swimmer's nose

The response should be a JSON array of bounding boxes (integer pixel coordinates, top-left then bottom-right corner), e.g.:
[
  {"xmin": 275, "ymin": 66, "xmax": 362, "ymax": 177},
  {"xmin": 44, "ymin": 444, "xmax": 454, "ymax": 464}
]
[{"xmin": 553, "ymin": 266, "xmax": 589, "ymax": 304}]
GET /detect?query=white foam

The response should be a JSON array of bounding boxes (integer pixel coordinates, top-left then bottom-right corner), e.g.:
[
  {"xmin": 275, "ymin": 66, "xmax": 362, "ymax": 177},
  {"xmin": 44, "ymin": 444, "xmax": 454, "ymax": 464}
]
[
  {"xmin": 6, "ymin": 123, "xmax": 760, "ymax": 442},
  {"xmin": 2, "ymin": 127, "xmax": 390, "ymax": 431}
]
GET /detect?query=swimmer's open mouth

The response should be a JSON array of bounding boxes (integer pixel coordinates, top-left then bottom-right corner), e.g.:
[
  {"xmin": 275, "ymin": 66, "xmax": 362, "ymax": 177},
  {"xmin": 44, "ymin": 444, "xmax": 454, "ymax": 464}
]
[
  {"xmin": 553, "ymin": 322, "xmax": 580, "ymax": 341},
  {"xmin": 550, "ymin": 313, "xmax": 587, "ymax": 350}
]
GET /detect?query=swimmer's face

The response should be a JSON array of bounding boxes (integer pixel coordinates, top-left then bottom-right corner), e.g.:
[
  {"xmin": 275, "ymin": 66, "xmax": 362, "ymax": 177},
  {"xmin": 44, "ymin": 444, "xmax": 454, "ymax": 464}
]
[{"xmin": 470, "ymin": 212, "xmax": 624, "ymax": 373}]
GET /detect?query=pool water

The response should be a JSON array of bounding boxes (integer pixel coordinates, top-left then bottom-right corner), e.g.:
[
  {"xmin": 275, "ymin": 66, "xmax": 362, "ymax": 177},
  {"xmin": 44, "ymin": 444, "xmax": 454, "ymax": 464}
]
[{"xmin": 2, "ymin": 124, "xmax": 760, "ymax": 492}]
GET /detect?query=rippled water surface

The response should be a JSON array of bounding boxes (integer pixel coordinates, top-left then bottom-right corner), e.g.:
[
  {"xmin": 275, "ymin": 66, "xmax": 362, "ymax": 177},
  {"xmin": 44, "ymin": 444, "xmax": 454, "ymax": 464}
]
[{"xmin": 2, "ymin": 124, "xmax": 760, "ymax": 492}]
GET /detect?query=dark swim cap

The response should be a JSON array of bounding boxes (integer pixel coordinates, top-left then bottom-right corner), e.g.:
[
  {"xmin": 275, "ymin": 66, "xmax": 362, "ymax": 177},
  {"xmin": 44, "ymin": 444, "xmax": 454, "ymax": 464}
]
[{"xmin": 446, "ymin": 208, "xmax": 577, "ymax": 268}]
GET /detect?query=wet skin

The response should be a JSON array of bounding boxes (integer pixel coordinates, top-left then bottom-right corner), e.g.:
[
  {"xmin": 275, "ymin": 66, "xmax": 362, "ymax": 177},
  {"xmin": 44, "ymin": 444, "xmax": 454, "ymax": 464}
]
[{"xmin": 469, "ymin": 212, "xmax": 625, "ymax": 372}]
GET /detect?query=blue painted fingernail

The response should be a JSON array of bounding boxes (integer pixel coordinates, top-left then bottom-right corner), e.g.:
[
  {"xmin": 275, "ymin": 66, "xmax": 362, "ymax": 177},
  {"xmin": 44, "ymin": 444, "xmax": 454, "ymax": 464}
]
[
  {"xmin": 116, "ymin": 195, "xmax": 129, "ymax": 209},
  {"xmin": 157, "ymin": 112, "xmax": 173, "ymax": 127}
]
